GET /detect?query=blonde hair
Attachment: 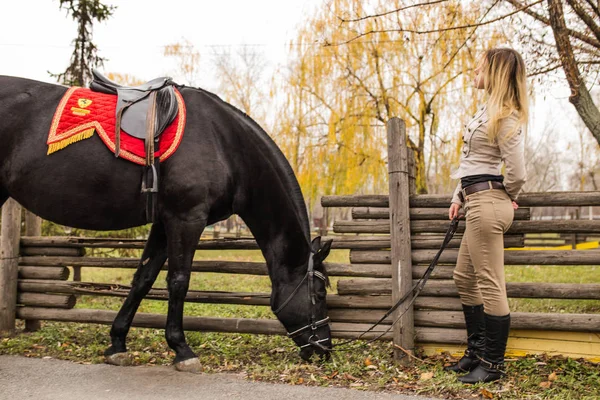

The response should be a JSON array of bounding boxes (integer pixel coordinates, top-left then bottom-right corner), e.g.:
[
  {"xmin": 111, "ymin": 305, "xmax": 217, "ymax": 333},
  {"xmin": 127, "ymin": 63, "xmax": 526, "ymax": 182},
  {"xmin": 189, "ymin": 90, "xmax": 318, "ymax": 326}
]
[{"xmin": 482, "ymin": 48, "xmax": 529, "ymax": 142}]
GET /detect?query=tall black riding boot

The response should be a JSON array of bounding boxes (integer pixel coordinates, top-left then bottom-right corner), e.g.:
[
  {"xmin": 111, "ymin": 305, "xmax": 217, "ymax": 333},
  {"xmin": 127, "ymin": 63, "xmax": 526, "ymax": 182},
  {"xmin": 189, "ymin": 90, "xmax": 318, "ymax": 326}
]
[
  {"xmin": 445, "ymin": 304, "xmax": 485, "ymax": 373},
  {"xmin": 458, "ymin": 313, "xmax": 510, "ymax": 384}
]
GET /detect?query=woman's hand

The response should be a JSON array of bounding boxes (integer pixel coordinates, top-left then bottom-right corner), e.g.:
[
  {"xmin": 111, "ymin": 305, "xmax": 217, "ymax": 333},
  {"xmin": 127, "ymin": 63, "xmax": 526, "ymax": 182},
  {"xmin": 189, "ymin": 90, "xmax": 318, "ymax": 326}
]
[
  {"xmin": 512, "ymin": 201, "xmax": 519, "ymax": 210},
  {"xmin": 449, "ymin": 203, "xmax": 461, "ymax": 220}
]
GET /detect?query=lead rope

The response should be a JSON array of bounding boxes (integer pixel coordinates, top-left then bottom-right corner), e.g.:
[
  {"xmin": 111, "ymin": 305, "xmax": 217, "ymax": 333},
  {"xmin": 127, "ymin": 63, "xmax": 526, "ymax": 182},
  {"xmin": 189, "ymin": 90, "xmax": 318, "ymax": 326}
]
[{"xmin": 323, "ymin": 217, "xmax": 460, "ymax": 351}]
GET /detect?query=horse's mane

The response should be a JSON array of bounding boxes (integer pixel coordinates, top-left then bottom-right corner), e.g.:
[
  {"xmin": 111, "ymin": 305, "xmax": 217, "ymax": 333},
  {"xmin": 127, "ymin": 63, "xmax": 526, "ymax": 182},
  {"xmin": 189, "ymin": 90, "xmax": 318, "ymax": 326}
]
[{"xmin": 181, "ymin": 85, "xmax": 311, "ymax": 245}]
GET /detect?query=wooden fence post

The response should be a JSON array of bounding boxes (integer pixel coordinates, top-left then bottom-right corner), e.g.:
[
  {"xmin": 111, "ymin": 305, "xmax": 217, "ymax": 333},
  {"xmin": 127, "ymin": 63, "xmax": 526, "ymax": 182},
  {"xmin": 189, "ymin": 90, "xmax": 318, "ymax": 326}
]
[
  {"xmin": 386, "ymin": 118, "xmax": 415, "ymax": 364},
  {"xmin": 24, "ymin": 211, "xmax": 42, "ymax": 237},
  {"xmin": 0, "ymin": 199, "xmax": 22, "ymax": 335},
  {"xmin": 24, "ymin": 210, "xmax": 42, "ymax": 332}
]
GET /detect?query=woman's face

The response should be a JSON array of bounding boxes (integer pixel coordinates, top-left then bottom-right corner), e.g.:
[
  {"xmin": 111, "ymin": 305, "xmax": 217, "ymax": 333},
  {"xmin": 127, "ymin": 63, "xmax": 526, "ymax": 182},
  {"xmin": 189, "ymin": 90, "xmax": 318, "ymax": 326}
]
[{"xmin": 474, "ymin": 55, "xmax": 486, "ymax": 90}]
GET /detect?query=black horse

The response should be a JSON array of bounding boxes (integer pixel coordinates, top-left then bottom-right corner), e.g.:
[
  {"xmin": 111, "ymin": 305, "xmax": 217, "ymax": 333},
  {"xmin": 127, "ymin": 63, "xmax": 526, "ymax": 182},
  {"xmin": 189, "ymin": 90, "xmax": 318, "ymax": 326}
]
[{"xmin": 0, "ymin": 76, "xmax": 333, "ymax": 371}]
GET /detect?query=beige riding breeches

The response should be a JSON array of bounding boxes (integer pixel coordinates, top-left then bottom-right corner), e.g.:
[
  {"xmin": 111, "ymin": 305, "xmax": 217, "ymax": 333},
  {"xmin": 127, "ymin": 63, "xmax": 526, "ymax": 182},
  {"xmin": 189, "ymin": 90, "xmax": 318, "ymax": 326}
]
[{"xmin": 453, "ymin": 189, "xmax": 514, "ymax": 316}]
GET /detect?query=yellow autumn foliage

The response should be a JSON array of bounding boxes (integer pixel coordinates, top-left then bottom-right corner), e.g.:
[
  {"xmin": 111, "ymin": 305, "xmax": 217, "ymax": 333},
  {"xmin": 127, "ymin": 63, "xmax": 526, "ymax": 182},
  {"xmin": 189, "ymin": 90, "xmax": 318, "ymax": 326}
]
[{"xmin": 272, "ymin": 0, "xmax": 507, "ymax": 206}]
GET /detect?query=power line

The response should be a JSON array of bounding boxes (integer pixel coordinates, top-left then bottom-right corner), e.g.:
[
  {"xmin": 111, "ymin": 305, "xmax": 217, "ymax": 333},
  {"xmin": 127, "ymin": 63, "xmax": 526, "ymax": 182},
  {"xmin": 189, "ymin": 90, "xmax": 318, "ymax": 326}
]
[{"xmin": 0, "ymin": 35, "xmax": 499, "ymax": 50}]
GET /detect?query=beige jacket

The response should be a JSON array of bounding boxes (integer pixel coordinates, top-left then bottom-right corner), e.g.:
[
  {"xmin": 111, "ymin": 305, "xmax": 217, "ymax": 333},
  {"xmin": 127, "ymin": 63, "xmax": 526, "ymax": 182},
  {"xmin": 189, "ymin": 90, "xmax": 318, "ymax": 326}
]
[{"xmin": 451, "ymin": 105, "xmax": 526, "ymax": 205}]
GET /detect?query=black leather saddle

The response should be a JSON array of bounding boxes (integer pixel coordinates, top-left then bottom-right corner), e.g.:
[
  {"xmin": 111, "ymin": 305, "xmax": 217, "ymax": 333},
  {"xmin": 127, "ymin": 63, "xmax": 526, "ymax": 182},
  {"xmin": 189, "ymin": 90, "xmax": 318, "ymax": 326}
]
[
  {"xmin": 90, "ymin": 70, "xmax": 178, "ymax": 143},
  {"xmin": 90, "ymin": 70, "xmax": 180, "ymax": 223}
]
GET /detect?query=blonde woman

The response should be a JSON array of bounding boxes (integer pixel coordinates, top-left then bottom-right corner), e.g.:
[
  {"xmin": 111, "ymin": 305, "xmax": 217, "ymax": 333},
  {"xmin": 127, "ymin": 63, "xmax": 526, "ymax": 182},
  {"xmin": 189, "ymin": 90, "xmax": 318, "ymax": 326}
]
[{"xmin": 445, "ymin": 48, "xmax": 528, "ymax": 384}]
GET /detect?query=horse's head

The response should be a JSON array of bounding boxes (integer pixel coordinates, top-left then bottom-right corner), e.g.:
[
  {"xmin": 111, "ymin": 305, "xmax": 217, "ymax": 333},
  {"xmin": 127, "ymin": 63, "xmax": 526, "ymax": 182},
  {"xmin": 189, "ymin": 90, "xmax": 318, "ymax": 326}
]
[{"xmin": 273, "ymin": 237, "xmax": 333, "ymax": 362}]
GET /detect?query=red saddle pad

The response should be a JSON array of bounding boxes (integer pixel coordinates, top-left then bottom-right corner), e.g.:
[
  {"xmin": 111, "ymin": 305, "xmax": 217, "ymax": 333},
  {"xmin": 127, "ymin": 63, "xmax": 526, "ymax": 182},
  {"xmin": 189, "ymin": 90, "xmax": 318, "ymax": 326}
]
[{"xmin": 47, "ymin": 87, "xmax": 186, "ymax": 165}]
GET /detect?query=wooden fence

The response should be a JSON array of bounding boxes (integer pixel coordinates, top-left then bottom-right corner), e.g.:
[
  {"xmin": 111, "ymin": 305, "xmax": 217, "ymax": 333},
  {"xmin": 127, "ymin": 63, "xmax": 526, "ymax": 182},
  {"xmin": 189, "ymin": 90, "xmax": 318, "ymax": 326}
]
[{"xmin": 1, "ymin": 117, "xmax": 600, "ymax": 363}]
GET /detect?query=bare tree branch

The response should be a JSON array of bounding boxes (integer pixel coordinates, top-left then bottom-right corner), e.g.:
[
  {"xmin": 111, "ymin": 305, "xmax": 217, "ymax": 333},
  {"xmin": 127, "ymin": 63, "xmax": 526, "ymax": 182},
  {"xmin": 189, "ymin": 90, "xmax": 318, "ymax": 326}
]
[
  {"xmin": 565, "ymin": 0, "xmax": 600, "ymax": 43},
  {"xmin": 504, "ymin": 0, "xmax": 600, "ymax": 48},
  {"xmin": 327, "ymin": 0, "xmax": 540, "ymax": 46},
  {"xmin": 338, "ymin": 0, "xmax": 449, "ymax": 23},
  {"xmin": 528, "ymin": 63, "xmax": 562, "ymax": 75},
  {"xmin": 421, "ymin": 0, "xmax": 500, "ymax": 89}
]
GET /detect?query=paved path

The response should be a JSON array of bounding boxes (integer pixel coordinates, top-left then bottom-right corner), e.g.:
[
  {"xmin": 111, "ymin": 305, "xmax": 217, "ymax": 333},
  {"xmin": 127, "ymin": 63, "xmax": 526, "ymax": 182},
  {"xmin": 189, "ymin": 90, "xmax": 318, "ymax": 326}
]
[{"xmin": 0, "ymin": 355, "xmax": 442, "ymax": 400}]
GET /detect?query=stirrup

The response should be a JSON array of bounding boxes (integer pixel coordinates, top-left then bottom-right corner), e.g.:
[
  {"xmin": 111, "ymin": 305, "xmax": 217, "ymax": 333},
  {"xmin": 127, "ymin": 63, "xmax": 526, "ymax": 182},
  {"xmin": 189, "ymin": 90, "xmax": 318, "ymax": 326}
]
[{"xmin": 141, "ymin": 164, "xmax": 159, "ymax": 193}]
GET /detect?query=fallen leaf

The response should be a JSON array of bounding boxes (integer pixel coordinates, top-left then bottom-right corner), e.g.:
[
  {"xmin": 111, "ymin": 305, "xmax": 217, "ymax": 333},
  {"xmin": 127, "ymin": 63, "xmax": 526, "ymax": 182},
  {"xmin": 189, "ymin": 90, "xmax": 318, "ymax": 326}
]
[
  {"xmin": 329, "ymin": 371, "xmax": 338, "ymax": 379},
  {"xmin": 419, "ymin": 371, "xmax": 434, "ymax": 381},
  {"xmin": 365, "ymin": 357, "xmax": 373, "ymax": 366},
  {"xmin": 269, "ymin": 347, "xmax": 285, "ymax": 354},
  {"xmin": 480, "ymin": 388, "xmax": 494, "ymax": 399},
  {"xmin": 343, "ymin": 373, "xmax": 359, "ymax": 381},
  {"xmin": 297, "ymin": 377, "xmax": 304, "ymax": 384},
  {"xmin": 548, "ymin": 372, "xmax": 558, "ymax": 381},
  {"xmin": 539, "ymin": 381, "xmax": 552, "ymax": 389}
]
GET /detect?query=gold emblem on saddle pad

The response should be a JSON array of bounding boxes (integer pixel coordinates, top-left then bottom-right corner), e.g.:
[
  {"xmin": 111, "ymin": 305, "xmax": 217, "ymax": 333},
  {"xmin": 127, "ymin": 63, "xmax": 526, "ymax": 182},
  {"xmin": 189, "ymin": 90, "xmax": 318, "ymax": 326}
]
[
  {"xmin": 71, "ymin": 98, "xmax": 93, "ymax": 116},
  {"xmin": 78, "ymin": 98, "xmax": 92, "ymax": 108}
]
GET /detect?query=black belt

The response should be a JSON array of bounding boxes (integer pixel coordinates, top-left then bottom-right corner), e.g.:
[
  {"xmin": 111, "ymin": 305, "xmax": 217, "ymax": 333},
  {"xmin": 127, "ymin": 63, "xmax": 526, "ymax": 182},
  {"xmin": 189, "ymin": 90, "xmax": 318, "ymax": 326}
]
[{"xmin": 459, "ymin": 181, "xmax": 504, "ymax": 202}]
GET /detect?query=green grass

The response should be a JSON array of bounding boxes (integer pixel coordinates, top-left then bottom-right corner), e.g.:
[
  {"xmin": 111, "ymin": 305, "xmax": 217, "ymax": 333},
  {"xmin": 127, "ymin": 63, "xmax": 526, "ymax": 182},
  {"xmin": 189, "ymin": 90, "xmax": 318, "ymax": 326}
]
[{"xmin": 2, "ymin": 248, "xmax": 600, "ymax": 398}]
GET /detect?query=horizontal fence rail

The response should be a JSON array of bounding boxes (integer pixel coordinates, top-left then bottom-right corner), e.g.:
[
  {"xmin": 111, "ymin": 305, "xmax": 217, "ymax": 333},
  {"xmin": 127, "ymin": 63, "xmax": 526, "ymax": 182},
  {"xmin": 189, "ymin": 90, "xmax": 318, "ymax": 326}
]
[
  {"xmin": 20, "ymin": 235, "xmax": 525, "ymax": 251},
  {"xmin": 352, "ymin": 207, "xmax": 531, "ymax": 220},
  {"xmin": 336, "ymin": 278, "xmax": 600, "ymax": 300},
  {"xmin": 322, "ymin": 191, "xmax": 600, "ymax": 208},
  {"xmin": 333, "ymin": 220, "xmax": 600, "ymax": 234},
  {"xmin": 350, "ymin": 249, "xmax": 600, "ymax": 265},
  {"xmin": 17, "ymin": 279, "xmax": 462, "ymax": 310}
]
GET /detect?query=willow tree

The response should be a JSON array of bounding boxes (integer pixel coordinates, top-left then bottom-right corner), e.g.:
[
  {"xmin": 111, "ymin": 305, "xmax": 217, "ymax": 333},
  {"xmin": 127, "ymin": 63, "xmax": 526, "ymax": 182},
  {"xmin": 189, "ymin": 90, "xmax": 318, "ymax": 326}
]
[{"xmin": 275, "ymin": 0, "xmax": 505, "ymax": 196}]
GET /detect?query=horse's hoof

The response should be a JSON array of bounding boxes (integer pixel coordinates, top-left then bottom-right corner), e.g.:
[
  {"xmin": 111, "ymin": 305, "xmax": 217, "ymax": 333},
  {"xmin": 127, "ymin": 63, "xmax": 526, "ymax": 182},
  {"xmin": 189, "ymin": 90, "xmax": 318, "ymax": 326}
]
[
  {"xmin": 174, "ymin": 357, "xmax": 203, "ymax": 373},
  {"xmin": 105, "ymin": 352, "xmax": 133, "ymax": 366}
]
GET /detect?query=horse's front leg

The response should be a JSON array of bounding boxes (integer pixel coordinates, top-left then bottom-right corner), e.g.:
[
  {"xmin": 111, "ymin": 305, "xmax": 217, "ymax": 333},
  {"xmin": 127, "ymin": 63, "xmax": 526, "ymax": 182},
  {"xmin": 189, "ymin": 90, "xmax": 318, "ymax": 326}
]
[
  {"xmin": 104, "ymin": 221, "xmax": 168, "ymax": 365},
  {"xmin": 164, "ymin": 217, "xmax": 206, "ymax": 373}
]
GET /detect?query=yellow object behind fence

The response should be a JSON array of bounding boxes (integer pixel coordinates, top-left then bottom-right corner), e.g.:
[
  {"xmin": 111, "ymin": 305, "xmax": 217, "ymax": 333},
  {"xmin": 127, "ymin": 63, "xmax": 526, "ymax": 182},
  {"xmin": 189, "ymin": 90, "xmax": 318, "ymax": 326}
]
[
  {"xmin": 420, "ymin": 330, "xmax": 600, "ymax": 363},
  {"xmin": 508, "ymin": 241, "xmax": 600, "ymax": 251}
]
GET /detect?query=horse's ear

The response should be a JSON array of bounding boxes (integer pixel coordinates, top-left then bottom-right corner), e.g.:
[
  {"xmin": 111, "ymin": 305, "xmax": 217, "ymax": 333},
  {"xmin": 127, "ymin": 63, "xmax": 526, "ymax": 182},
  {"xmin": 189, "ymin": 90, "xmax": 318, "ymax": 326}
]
[
  {"xmin": 315, "ymin": 239, "xmax": 333, "ymax": 263},
  {"xmin": 311, "ymin": 236, "xmax": 322, "ymax": 253}
]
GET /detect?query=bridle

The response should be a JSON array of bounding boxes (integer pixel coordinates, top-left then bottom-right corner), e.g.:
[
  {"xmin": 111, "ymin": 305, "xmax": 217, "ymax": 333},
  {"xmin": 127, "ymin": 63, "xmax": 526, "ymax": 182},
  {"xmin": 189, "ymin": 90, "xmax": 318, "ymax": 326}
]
[{"xmin": 273, "ymin": 252, "xmax": 331, "ymax": 351}]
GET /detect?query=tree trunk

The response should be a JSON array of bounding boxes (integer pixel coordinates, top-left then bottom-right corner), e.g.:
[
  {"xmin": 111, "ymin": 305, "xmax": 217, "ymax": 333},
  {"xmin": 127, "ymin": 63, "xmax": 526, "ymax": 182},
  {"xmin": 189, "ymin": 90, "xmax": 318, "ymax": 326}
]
[{"xmin": 547, "ymin": 0, "xmax": 600, "ymax": 144}]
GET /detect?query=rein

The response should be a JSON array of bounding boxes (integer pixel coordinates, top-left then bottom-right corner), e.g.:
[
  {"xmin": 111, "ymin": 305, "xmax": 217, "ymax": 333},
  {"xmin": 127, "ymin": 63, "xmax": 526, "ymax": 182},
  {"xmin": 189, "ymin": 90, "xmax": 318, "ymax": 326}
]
[{"xmin": 330, "ymin": 217, "xmax": 460, "ymax": 351}]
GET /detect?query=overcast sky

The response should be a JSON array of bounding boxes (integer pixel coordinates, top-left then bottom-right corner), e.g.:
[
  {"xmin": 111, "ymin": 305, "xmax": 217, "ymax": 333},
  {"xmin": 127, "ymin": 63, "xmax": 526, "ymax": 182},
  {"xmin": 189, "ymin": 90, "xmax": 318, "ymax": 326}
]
[
  {"xmin": 0, "ymin": 0, "xmax": 321, "ymax": 85},
  {"xmin": 0, "ymin": 0, "xmax": 589, "ymax": 187}
]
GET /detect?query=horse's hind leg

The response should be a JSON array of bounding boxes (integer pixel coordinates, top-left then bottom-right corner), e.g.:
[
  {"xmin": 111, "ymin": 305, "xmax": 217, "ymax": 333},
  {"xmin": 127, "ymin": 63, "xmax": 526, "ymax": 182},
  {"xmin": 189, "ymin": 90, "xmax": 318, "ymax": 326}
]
[
  {"xmin": 164, "ymin": 217, "xmax": 206, "ymax": 373},
  {"xmin": 104, "ymin": 221, "xmax": 168, "ymax": 366}
]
